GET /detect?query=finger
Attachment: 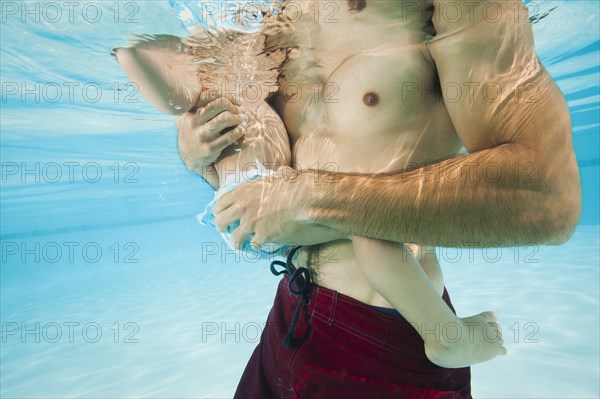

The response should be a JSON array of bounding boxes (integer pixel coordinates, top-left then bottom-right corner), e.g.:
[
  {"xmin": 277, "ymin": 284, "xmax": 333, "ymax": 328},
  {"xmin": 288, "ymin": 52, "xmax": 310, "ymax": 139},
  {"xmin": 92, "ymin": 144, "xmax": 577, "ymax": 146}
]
[
  {"xmin": 494, "ymin": 331, "xmax": 504, "ymax": 344},
  {"xmin": 196, "ymin": 91, "xmax": 242, "ymax": 108},
  {"xmin": 203, "ymin": 112, "xmax": 246, "ymax": 141},
  {"xmin": 201, "ymin": 97, "xmax": 240, "ymax": 118},
  {"xmin": 481, "ymin": 311, "xmax": 498, "ymax": 323},
  {"xmin": 194, "ymin": 97, "xmax": 240, "ymax": 128},
  {"xmin": 230, "ymin": 223, "xmax": 254, "ymax": 251},
  {"xmin": 485, "ymin": 322, "xmax": 504, "ymax": 344},
  {"xmin": 250, "ymin": 233, "xmax": 266, "ymax": 251},
  {"xmin": 176, "ymin": 110, "xmax": 199, "ymax": 134},
  {"xmin": 224, "ymin": 93, "xmax": 242, "ymax": 106},
  {"xmin": 485, "ymin": 321, "xmax": 501, "ymax": 332},
  {"xmin": 210, "ymin": 125, "xmax": 246, "ymax": 151},
  {"xmin": 214, "ymin": 188, "xmax": 240, "ymax": 214},
  {"xmin": 214, "ymin": 205, "xmax": 242, "ymax": 233},
  {"xmin": 499, "ymin": 345, "xmax": 508, "ymax": 356}
]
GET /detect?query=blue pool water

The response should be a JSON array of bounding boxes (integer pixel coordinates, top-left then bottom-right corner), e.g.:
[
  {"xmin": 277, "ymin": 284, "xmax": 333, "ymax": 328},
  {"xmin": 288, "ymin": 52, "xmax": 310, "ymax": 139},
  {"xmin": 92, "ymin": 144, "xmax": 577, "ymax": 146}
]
[{"xmin": 1, "ymin": 1, "xmax": 599, "ymax": 398}]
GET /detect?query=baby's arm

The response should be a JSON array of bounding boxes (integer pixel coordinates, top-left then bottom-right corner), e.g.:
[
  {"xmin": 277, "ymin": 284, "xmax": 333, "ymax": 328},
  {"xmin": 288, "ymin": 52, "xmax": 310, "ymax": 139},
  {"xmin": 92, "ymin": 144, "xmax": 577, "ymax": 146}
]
[
  {"xmin": 114, "ymin": 36, "xmax": 201, "ymax": 115},
  {"xmin": 352, "ymin": 236, "xmax": 506, "ymax": 368}
]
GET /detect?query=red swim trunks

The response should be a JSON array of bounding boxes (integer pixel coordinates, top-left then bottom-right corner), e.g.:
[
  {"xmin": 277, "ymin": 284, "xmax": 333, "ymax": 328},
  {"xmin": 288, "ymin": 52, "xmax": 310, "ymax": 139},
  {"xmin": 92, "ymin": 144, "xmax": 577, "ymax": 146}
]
[{"xmin": 235, "ymin": 271, "xmax": 472, "ymax": 398}]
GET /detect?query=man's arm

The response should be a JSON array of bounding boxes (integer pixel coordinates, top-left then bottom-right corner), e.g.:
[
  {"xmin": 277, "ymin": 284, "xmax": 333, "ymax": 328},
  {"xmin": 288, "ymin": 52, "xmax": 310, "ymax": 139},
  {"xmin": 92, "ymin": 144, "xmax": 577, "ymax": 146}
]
[
  {"xmin": 304, "ymin": 1, "xmax": 580, "ymax": 247},
  {"xmin": 214, "ymin": 0, "xmax": 581, "ymax": 249},
  {"xmin": 311, "ymin": 0, "xmax": 581, "ymax": 246}
]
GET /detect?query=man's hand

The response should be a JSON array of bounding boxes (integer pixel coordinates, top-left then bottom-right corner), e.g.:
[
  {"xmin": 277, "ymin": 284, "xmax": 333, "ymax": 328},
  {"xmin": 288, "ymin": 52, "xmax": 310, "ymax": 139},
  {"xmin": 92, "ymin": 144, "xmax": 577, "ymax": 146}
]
[
  {"xmin": 213, "ymin": 167, "xmax": 306, "ymax": 249},
  {"xmin": 213, "ymin": 168, "xmax": 349, "ymax": 248},
  {"xmin": 176, "ymin": 97, "xmax": 247, "ymax": 189}
]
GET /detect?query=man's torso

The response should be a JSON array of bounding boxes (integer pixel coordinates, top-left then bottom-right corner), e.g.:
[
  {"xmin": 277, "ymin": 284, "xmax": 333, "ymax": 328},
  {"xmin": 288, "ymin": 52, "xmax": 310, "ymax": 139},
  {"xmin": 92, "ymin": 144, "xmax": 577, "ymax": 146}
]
[{"xmin": 272, "ymin": 0, "xmax": 465, "ymax": 305}]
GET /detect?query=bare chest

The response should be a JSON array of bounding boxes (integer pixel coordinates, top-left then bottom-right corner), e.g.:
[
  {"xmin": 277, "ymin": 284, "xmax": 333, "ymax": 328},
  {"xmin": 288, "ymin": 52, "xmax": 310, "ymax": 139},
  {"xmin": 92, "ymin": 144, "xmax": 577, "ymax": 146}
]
[{"xmin": 271, "ymin": 7, "xmax": 463, "ymax": 172}]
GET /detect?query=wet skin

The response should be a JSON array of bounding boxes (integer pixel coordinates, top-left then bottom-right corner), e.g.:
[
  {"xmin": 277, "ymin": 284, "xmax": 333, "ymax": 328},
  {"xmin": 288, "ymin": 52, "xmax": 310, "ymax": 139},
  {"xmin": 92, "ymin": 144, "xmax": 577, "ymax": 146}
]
[{"xmin": 270, "ymin": 0, "xmax": 459, "ymax": 303}]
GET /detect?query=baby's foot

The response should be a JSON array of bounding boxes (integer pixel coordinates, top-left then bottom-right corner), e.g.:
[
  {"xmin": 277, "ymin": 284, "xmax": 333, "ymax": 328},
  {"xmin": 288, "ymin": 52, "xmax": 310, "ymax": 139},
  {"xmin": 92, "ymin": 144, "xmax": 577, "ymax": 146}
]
[{"xmin": 424, "ymin": 311, "xmax": 507, "ymax": 368}]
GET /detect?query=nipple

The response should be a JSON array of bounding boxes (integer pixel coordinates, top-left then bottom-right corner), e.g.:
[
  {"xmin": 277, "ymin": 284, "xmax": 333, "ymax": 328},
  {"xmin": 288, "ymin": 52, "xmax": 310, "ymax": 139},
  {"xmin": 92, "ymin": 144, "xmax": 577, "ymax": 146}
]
[{"xmin": 362, "ymin": 92, "xmax": 379, "ymax": 107}]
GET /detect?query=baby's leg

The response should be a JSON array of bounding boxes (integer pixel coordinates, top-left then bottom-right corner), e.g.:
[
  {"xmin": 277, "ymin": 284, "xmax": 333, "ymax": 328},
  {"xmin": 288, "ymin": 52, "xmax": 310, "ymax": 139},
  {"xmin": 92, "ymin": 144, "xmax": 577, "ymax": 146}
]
[
  {"xmin": 214, "ymin": 100, "xmax": 291, "ymax": 185},
  {"xmin": 352, "ymin": 236, "xmax": 507, "ymax": 368}
]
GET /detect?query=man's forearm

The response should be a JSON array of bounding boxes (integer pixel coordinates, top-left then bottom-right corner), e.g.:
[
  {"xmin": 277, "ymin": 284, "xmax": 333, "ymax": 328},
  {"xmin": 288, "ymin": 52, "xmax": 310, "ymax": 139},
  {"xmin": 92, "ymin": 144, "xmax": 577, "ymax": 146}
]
[{"xmin": 306, "ymin": 143, "xmax": 581, "ymax": 247}]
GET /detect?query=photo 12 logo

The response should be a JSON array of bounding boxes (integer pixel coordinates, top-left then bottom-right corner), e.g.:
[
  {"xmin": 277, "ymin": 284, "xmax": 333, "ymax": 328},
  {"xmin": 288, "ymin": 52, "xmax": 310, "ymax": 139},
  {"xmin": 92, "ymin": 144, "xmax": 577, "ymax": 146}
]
[
  {"xmin": 1, "ymin": 241, "xmax": 140, "ymax": 264},
  {"xmin": 1, "ymin": 162, "xmax": 139, "ymax": 184},
  {"xmin": 1, "ymin": 321, "xmax": 139, "ymax": 343},
  {"xmin": 1, "ymin": 1, "xmax": 140, "ymax": 24},
  {"xmin": 1, "ymin": 81, "xmax": 139, "ymax": 105}
]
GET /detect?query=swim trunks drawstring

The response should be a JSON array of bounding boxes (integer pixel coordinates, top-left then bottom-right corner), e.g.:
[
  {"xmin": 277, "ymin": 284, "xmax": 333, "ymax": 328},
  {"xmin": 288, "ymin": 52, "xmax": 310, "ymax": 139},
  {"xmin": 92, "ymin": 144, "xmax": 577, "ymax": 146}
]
[{"xmin": 270, "ymin": 246, "xmax": 311, "ymax": 348}]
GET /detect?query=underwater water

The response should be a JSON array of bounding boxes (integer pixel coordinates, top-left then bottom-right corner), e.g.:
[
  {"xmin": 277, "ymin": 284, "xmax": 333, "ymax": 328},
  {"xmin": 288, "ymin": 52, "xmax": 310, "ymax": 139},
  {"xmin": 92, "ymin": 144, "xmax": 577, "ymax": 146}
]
[{"xmin": 1, "ymin": 1, "xmax": 599, "ymax": 398}]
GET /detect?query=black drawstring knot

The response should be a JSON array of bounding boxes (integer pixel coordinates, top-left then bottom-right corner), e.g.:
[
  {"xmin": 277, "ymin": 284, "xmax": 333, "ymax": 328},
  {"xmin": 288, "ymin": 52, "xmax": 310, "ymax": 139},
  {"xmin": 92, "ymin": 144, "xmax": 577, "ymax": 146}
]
[{"xmin": 270, "ymin": 246, "xmax": 311, "ymax": 348}]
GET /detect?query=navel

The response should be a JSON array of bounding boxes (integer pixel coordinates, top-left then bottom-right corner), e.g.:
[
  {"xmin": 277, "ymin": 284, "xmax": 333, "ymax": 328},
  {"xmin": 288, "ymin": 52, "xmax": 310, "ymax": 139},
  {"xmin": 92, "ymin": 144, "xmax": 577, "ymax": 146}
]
[
  {"xmin": 362, "ymin": 92, "xmax": 379, "ymax": 107},
  {"xmin": 347, "ymin": 0, "xmax": 367, "ymax": 12}
]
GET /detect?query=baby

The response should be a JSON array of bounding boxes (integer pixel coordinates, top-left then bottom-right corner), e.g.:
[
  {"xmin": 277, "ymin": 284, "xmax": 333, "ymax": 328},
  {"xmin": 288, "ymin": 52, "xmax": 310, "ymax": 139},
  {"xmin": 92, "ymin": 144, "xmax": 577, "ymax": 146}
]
[{"xmin": 114, "ymin": 20, "xmax": 506, "ymax": 368}]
